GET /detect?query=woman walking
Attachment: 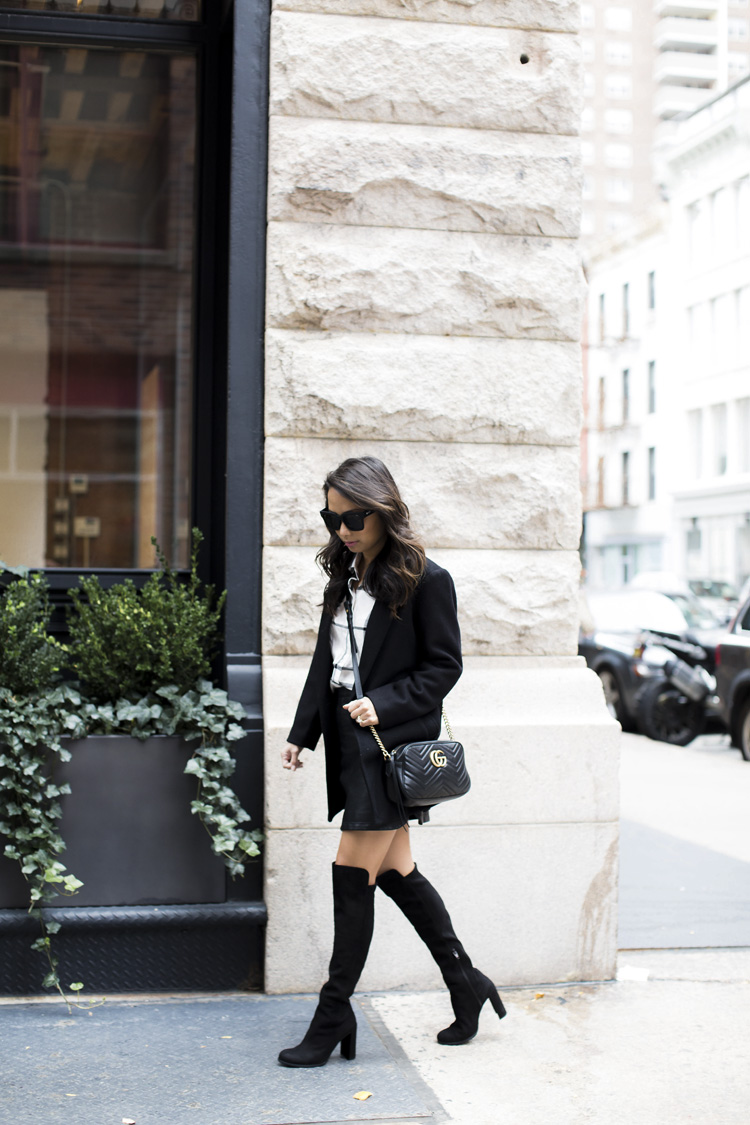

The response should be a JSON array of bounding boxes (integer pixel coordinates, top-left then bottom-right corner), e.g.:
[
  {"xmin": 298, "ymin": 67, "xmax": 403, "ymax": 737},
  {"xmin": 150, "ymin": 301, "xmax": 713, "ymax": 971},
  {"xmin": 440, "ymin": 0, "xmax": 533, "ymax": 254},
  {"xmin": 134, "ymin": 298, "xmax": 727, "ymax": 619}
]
[{"xmin": 278, "ymin": 456, "xmax": 505, "ymax": 1068}]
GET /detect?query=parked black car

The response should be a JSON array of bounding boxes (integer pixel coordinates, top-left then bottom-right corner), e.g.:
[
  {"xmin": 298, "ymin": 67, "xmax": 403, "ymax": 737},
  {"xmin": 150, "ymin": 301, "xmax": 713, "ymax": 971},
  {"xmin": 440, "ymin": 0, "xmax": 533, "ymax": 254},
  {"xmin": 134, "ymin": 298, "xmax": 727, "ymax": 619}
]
[
  {"xmin": 579, "ymin": 590, "xmax": 697, "ymax": 731},
  {"xmin": 715, "ymin": 597, "xmax": 750, "ymax": 760},
  {"xmin": 579, "ymin": 590, "xmax": 723, "ymax": 736}
]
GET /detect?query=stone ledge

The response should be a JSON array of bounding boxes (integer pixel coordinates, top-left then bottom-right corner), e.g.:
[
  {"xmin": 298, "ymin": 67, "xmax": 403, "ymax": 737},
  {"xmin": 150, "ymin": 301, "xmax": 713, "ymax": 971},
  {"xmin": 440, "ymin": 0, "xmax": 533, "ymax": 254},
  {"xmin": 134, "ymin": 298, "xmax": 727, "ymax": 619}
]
[
  {"xmin": 272, "ymin": 0, "xmax": 580, "ymax": 34},
  {"xmin": 265, "ymin": 717, "xmax": 620, "ymax": 828},
  {"xmin": 264, "ymin": 821, "xmax": 618, "ymax": 992},
  {"xmin": 271, "ymin": 11, "xmax": 582, "ymax": 136},
  {"xmin": 268, "ymin": 117, "xmax": 581, "ymax": 238},
  {"xmin": 264, "ymin": 437, "xmax": 582, "ymax": 551},
  {"xmin": 267, "ymin": 222, "xmax": 583, "ymax": 341},
  {"xmin": 264, "ymin": 656, "xmax": 619, "ymax": 829},
  {"xmin": 265, "ymin": 331, "xmax": 582, "ymax": 446}
]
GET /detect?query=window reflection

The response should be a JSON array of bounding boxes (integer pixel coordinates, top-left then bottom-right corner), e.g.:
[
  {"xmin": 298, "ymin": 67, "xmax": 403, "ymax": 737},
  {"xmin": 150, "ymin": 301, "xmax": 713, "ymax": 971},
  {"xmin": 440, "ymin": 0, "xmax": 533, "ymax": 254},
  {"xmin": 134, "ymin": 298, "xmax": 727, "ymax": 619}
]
[
  {"xmin": 0, "ymin": 45, "xmax": 196, "ymax": 569},
  {"xmin": 0, "ymin": 1, "xmax": 200, "ymax": 20}
]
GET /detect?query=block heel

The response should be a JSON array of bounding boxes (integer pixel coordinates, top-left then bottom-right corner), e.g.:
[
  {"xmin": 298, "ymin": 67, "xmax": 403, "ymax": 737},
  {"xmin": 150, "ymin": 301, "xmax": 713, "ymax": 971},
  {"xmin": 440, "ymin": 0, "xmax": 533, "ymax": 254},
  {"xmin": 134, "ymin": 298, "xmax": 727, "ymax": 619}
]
[
  {"xmin": 488, "ymin": 984, "xmax": 507, "ymax": 1020},
  {"xmin": 340, "ymin": 1024, "xmax": 357, "ymax": 1060}
]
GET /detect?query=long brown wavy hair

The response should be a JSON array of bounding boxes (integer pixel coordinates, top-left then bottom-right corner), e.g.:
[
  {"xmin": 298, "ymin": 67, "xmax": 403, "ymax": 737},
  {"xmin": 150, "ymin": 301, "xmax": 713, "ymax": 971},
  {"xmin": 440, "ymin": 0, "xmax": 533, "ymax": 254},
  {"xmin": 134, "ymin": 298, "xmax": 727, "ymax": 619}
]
[{"xmin": 318, "ymin": 457, "xmax": 426, "ymax": 617}]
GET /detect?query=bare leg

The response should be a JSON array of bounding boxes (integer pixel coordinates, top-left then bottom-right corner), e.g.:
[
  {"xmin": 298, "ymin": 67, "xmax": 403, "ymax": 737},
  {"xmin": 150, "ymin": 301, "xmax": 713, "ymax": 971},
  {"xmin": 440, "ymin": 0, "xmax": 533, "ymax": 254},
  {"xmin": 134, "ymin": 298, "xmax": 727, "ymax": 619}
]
[
  {"xmin": 377, "ymin": 827, "xmax": 415, "ymax": 878},
  {"xmin": 335, "ymin": 826, "xmax": 413, "ymax": 884}
]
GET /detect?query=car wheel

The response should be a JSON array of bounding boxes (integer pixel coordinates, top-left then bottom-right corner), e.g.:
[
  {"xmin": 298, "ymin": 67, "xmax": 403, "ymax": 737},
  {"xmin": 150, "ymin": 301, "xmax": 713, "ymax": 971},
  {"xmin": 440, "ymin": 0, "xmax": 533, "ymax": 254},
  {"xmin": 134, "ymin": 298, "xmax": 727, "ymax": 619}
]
[
  {"xmin": 737, "ymin": 698, "xmax": 750, "ymax": 762},
  {"xmin": 638, "ymin": 676, "xmax": 706, "ymax": 746},
  {"xmin": 597, "ymin": 667, "xmax": 632, "ymax": 729}
]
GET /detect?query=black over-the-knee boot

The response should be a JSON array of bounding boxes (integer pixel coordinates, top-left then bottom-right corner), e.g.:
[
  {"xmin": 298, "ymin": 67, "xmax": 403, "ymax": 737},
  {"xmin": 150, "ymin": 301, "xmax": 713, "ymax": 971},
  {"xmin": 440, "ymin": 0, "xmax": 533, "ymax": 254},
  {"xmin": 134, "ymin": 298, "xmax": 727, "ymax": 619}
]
[
  {"xmin": 377, "ymin": 864, "xmax": 506, "ymax": 1045},
  {"xmin": 278, "ymin": 864, "xmax": 375, "ymax": 1067}
]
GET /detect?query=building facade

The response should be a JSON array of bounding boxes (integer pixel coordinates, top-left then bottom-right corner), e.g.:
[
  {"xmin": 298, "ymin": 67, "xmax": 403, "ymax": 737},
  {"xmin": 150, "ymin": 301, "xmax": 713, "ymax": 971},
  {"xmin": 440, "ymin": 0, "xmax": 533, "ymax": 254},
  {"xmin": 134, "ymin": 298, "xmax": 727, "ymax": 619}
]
[
  {"xmin": 581, "ymin": 0, "xmax": 750, "ymax": 242},
  {"xmin": 0, "ymin": 0, "xmax": 619, "ymax": 994},
  {"xmin": 584, "ymin": 77, "xmax": 750, "ymax": 590}
]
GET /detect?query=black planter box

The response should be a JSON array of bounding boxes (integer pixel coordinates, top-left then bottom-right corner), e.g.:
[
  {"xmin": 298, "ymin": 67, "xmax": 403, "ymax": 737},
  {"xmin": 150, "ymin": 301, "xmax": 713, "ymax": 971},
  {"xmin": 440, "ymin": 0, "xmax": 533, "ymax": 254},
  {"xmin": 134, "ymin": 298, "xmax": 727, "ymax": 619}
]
[
  {"xmin": 0, "ymin": 736, "xmax": 225, "ymax": 909},
  {"xmin": 0, "ymin": 730, "xmax": 266, "ymax": 994},
  {"xmin": 0, "ymin": 903, "xmax": 266, "ymax": 994}
]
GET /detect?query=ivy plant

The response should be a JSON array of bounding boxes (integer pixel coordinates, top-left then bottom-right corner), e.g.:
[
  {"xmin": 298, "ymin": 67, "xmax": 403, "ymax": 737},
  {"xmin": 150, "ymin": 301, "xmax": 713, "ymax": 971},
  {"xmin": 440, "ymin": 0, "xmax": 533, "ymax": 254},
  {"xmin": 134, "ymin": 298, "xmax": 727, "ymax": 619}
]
[
  {"xmin": 84, "ymin": 682, "xmax": 262, "ymax": 877},
  {"xmin": 0, "ymin": 566, "xmax": 85, "ymax": 1001},
  {"xmin": 0, "ymin": 536, "xmax": 261, "ymax": 1000}
]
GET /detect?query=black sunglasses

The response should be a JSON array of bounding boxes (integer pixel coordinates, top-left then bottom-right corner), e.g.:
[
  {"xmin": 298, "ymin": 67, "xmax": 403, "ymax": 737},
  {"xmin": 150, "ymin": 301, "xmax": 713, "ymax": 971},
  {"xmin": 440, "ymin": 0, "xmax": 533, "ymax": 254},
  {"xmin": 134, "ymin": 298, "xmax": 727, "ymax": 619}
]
[{"xmin": 320, "ymin": 508, "xmax": 374, "ymax": 533}]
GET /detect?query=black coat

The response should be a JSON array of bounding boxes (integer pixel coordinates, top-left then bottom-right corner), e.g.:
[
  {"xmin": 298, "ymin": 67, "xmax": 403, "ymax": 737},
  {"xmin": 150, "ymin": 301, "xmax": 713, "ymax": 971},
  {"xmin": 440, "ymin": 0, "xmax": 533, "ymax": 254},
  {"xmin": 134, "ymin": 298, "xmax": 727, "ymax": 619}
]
[{"xmin": 288, "ymin": 558, "xmax": 463, "ymax": 823}]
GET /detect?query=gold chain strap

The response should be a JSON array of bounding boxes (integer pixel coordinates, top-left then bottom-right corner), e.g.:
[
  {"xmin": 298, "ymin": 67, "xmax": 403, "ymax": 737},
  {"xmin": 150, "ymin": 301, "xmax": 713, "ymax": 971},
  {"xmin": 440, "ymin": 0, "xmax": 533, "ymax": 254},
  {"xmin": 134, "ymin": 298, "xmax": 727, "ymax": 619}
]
[{"xmin": 369, "ymin": 707, "xmax": 453, "ymax": 761}]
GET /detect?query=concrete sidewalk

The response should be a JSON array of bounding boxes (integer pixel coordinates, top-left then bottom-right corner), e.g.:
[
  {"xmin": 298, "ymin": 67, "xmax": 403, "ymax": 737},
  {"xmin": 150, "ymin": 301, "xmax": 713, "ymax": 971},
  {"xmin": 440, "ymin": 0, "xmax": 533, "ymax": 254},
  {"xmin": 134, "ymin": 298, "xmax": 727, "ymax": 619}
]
[{"xmin": 2, "ymin": 948, "xmax": 749, "ymax": 1125}]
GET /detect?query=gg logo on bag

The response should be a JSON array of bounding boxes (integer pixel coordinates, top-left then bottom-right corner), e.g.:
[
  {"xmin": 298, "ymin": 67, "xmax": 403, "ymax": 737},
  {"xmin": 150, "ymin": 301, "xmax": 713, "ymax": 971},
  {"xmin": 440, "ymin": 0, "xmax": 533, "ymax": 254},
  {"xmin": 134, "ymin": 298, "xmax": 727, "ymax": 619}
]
[{"xmin": 429, "ymin": 748, "xmax": 447, "ymax": 768}]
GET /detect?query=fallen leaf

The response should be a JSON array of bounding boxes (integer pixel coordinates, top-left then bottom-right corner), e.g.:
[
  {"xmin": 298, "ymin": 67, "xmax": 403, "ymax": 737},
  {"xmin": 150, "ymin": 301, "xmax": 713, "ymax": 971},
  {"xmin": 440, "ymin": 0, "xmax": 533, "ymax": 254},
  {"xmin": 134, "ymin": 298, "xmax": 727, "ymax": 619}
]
[
  {"xmin": 534, "ymin": 992, "xmax": 545, "ymax": 1000},
  {"xmin": 123, "ymin": 1119, "xmax": 137, "ymax": 1124},
  {"xmin": 353, "ymin": 1091, "xmax": 373, "ymax": 1101}
]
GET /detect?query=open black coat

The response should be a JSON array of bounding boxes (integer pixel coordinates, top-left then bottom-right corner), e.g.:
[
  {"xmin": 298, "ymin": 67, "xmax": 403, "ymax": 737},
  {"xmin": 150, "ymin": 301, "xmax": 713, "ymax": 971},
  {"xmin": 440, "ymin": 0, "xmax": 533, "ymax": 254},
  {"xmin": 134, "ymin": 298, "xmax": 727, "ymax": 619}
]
[{"xmin": 287, "ymin": 558, "xmax": 463, "ymax": 823}]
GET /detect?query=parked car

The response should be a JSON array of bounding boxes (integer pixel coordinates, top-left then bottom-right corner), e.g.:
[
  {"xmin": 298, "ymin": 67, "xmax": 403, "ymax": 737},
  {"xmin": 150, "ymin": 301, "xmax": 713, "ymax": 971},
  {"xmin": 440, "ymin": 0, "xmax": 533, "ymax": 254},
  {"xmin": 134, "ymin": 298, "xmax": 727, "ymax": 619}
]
[
  {"xmin": 579, "ymin": 590, "xmax": 698, "ymax": 731},
  {"xmin": 715, "ymin": 596, "xmax": 750, "ymax": 760},
  {"xmin": 738, "ymin": 576, "xmax": 750, "ymax": 612},
  {"xmin": 687, "ymin": 579, "xmax": 739, "ymax": 627},
  {"xmin": 626, "ymin": 572, "xmax": 724, "ymax": 631}
]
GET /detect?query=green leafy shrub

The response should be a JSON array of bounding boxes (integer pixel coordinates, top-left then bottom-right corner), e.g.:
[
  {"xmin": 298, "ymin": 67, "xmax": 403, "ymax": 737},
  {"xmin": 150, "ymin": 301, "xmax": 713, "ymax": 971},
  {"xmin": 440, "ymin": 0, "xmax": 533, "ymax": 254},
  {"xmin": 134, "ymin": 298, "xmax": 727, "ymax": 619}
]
[
  {"xmin": 67, "ymin": 530, "xmax": 226, "ymax": 701},
  {"xmin": 0, "ymin": 565, "xmax": 67, "ymax": 694},
  {"xmin": 0, "ymin": 537, "xmax": 260, "ymax": 1001}
]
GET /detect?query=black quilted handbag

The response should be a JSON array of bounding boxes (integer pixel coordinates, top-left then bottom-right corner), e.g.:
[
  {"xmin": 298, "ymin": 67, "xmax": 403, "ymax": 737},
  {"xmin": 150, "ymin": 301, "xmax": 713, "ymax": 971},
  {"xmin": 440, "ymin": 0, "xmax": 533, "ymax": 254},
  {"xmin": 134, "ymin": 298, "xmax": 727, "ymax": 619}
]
[
  {"xmin": 345, "ymin": 598, "xmax": 470, "ymax": 824},
  {"xmin": 371, "ymin": 712, "xmax": 470, "ymax": 818}
]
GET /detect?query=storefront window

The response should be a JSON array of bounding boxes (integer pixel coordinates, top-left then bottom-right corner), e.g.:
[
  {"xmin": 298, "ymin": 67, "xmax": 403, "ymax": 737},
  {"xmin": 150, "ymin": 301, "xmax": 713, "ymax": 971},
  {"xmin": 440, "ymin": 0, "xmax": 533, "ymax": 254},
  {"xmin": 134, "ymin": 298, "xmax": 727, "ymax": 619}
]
[
  {"xmin": 0, "ymin": 1, "xmax": 200, "ymax": 20},
  {"xmin": 0, "ymin": 43, "xmax": 196, "ymax": 569}
]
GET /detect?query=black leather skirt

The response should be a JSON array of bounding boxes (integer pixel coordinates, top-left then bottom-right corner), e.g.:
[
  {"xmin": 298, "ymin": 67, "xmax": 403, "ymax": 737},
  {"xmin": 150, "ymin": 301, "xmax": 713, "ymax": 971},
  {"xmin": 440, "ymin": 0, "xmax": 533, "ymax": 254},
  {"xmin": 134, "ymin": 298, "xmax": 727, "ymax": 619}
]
[{"xmin": 334, "ymin": 687, "xmax": 407, "ymax": 831}]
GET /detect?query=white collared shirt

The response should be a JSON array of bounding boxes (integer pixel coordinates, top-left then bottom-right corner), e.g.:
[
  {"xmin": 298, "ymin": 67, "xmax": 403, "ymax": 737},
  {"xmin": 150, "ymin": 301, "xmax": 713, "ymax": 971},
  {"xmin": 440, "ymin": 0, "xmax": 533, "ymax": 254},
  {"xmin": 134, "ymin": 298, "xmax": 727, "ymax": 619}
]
[{"xmin": 329, "ymin": 557, "xmax": 376, "ymax": 690}]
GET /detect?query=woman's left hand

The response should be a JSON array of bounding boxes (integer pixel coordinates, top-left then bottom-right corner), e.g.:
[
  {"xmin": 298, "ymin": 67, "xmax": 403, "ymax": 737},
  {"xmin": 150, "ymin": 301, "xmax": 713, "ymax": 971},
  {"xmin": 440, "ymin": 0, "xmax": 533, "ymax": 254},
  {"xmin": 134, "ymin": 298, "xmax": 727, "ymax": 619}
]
[{"xmin": 344, "ymin": 696, "xmax": 380, "ymax": 727}]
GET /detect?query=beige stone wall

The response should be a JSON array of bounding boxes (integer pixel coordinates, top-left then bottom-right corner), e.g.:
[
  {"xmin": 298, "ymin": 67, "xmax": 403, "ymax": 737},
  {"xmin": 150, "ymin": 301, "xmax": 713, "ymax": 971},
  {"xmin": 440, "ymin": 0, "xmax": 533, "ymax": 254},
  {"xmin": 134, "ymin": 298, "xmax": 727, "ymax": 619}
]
[{"xmin": 263, "ymin": 1, "xmax": 620, "ymax": 992}]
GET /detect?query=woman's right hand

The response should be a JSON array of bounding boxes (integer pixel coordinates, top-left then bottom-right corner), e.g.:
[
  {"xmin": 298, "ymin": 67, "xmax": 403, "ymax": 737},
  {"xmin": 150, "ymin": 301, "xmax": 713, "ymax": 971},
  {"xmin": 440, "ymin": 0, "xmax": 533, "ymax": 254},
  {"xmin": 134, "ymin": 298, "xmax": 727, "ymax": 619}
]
[{"xmin": 281, "ymin": 743, "xmax": 304, "ymax": 771}]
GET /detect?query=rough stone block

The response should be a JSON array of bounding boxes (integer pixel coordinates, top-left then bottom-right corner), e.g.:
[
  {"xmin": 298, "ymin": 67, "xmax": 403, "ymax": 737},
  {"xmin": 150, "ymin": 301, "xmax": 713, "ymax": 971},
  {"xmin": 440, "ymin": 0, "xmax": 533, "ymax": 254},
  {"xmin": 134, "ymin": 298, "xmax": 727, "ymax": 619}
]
[
  {"xmin": 270, "ymin": 13, "xmax": 582, "ymax": 136},
  {"xmin": 262, "ymin": 546, "xmax": 323, "ymax": 657},
  {"xmin": 267, "ymin": 221, "xmax": 582, "ymax": 341},
  {"xmin": 272, "ymin": 0, "xmax": 579, "ymax": 34},
  {"xmin": 264, "ymin": 820, "xmax": 618, "ymax": 992},
  {"xmin": 262, "ymin": 547, "xmax": 581, "ymax": 656},
  {"xmin": 268, "ymin": 117, "xmax": 582, "ymax": 238},
  {"xmin": 263, "ymin": 655, "xmax": 620, "ymax": 831},
  {"xmin": 431, "ymin": 547, "xmax": 581, "ymax": 656},
  {"xmin": 264, "ymin": 437, "xmax": 582, "ymax": 551},
  {"xmin": 265, "ymin": 330, "xmax": 582, "ymax": 447}
]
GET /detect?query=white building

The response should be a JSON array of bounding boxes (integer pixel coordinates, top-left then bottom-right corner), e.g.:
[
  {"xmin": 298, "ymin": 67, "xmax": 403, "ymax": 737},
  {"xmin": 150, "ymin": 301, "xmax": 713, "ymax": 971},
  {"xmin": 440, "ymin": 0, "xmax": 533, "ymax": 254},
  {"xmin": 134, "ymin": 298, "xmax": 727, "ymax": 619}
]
[
  {"xmin": 584, "ymin": 77, "xmax": 750, "ymax": 590},
  {"xmin": 582, "ymin": 0, "xmax": 750, "ymax": 241},
  {"xmin": 664, "ymin": 78, "xmax": 750, "ymax": 583}
]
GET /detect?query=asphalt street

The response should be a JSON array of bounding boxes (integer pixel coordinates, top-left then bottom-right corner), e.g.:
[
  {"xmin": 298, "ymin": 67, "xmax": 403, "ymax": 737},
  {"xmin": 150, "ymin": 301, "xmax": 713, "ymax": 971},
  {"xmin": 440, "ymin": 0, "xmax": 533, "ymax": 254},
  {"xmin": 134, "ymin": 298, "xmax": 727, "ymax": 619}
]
[{"xmin": 619, "ymin": 730, "xmax": 750, "ymax": 949}]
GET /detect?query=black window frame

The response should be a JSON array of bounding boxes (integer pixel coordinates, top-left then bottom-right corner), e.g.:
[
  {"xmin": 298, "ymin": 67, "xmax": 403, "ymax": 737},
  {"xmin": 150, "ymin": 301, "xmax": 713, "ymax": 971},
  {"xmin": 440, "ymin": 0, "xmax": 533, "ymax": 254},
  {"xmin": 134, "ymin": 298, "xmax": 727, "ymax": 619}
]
[
  {"xmin": 621, "ymin": 450, "xmax": 630, "ymax": 506},
  {"xmin": 0, "ymin": 1, "xmax": 265, "ymax": 664},
  {"xmin": 647, "ymin": 360, "xmax": 656, "ymax": 414},
  {"xmin": 622, "ymin": 281, "xmax": 629, "ymax": 337},
  {"xmin": 622, "ymin": 367, "xmax": 630, "ymax": 423}
]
